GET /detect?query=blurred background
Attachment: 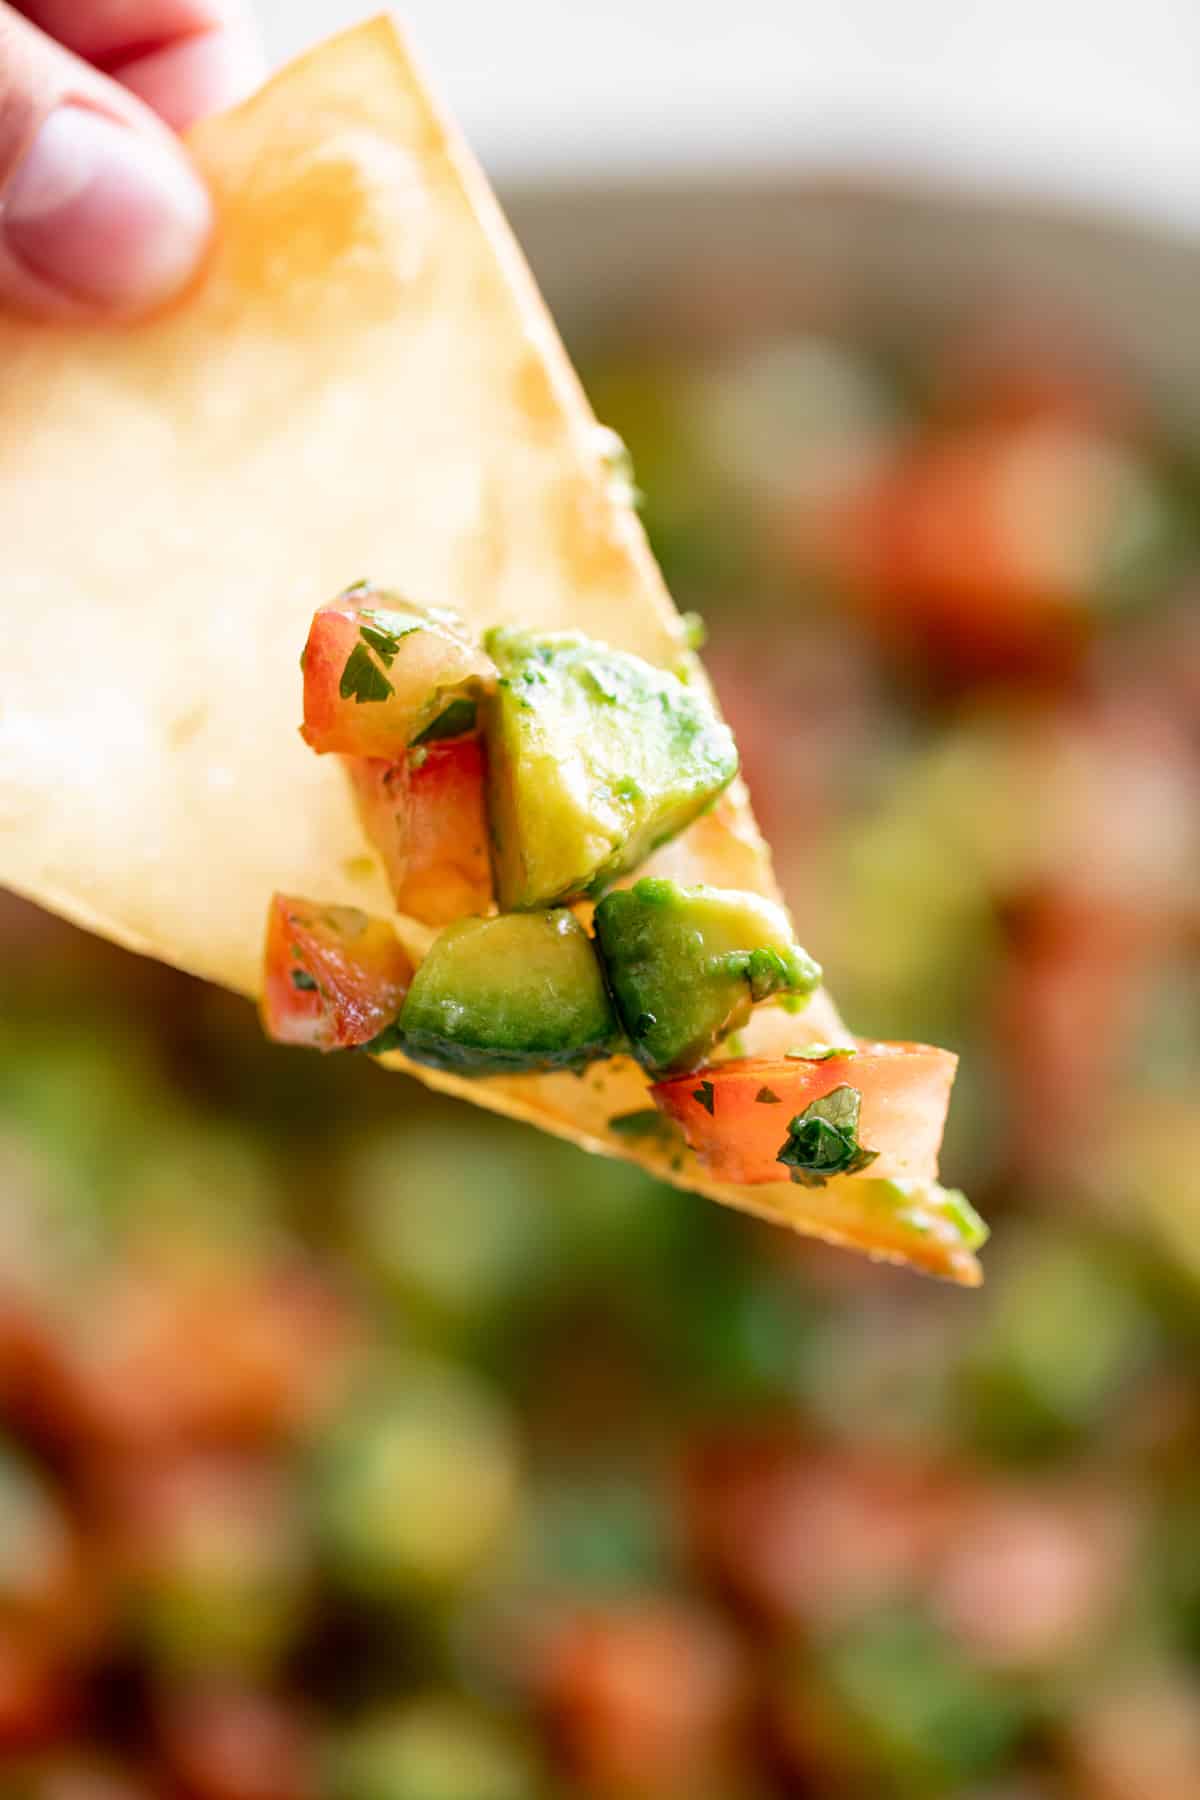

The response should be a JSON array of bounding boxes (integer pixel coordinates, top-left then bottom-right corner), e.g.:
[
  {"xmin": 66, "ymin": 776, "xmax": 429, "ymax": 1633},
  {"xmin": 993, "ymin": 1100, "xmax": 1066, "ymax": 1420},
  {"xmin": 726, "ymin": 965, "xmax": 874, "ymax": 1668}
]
[{"xmin": 2, "ymin": 3, "xmax": 1200, "ymax": 1796}]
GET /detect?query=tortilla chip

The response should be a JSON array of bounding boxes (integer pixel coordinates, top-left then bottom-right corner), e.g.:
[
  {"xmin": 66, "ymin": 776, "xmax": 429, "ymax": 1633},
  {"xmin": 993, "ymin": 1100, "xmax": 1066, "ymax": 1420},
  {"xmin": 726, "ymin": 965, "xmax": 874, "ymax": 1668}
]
[{"xmin": 0, "ymin": 18, "xmax": 980, "ymax": 1284}]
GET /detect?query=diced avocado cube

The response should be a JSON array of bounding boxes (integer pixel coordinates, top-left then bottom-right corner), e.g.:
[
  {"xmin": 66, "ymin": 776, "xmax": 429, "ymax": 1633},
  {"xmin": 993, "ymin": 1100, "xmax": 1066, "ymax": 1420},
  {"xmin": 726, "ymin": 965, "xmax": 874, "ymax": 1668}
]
[
  {"xmin": 594, "ymin": 877, "xmax": 821, "ymax": 1074},
  {"xmin": 398, "ymin": 911, "xmax": 617, "ymax": 1074},
  {"xmin": 483, "ymin": 628, "xmax": 738, "ymax": 910}
]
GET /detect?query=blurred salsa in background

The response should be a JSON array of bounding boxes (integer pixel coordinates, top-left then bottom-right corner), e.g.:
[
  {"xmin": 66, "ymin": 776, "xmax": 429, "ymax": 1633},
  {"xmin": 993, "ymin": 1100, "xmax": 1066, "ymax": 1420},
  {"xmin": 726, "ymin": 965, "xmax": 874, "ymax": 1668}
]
[{"xmin": 2, "ymin": 180, "xmax": 1199, "ymax": 1798}]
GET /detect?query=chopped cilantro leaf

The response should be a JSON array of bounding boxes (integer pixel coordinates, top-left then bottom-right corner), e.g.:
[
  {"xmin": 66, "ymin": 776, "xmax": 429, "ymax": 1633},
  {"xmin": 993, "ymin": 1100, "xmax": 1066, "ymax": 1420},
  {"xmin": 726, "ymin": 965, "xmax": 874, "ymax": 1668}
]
[
  {"xmin": 786, "ymin": 1043, "xmax": 857, "ymax": 1062},
  {"xmin": 595, "ymin": 424, "xmax": 643, "ymax": 507},
  {"xmin": 290, "ymin": 969, "xmax": 318, "ymax": 992},
  {"xmin": 413, "ymin": 698, "xmax": 477, "ymax": 743},
  {"xmin": 755, "ymin": 1086, "xmax": 782, "ymax": 1104},
  {"xmin": 939, "ymin": 1187, "xmax": 989, "ymax": 1250},
  {"xmin": 693, "ymin": 1079, "xmax": 716, "ymax": 1115},
  {"xmin": 608, "ymin": 1108, "xmax": 678, "ymax": 1143},
  {"xmin": 358, "ymin": 622, "xmax": 404, "ymax": 664},
  {"xmin": 681, "ymin": 611, "xmax": 708, "ymax": 651},
  {"xmin": 339, "ymin": 643, "xmax": 395, "ymax": 705},
  {"xmin": 777, "ymin": 1084, "xmax": 878, "ymax": 1187}
]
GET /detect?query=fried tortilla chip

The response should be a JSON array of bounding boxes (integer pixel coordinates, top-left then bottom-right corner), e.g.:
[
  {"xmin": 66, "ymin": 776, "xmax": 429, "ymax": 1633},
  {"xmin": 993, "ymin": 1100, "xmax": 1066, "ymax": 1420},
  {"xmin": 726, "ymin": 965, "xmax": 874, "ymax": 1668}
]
[{"xmin": 0, "ymin": 18, "xmax": 980, "ymax": 1283}]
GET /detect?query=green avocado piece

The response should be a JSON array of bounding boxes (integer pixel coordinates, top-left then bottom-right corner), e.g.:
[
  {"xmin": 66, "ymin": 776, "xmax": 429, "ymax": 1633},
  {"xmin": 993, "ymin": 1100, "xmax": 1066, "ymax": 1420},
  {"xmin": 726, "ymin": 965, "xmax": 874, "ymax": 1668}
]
[
  {"xmin": 483, "ymin": 627, "xmax": 738, "ymax": 910},
  {"xmin": 397, "ymin": 911, "xmax": 617, "ymax": 1074},
  {"xmin": 593, "ymin": 877, "xmax": 822, "ymax": 1075}
]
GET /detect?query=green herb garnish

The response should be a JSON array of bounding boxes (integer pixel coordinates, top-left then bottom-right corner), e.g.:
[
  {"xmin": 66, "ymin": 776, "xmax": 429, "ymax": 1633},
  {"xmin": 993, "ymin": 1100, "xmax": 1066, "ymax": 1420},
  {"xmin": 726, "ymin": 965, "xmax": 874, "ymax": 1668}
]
[
  {"xmin": 777, "ymin": 1085, "xmax": 878, "ymax": 1186},
  {"xmin": 595, "ymin": 425, "xmax": 642, "ymax": 507},
  {"xmin": 339, "ymin": 643, "xmax": 395, "ymax": 705},
  {"xmin": 357, "ymin": 623, "xmax": 402, "ymax": 663},
  {"xmin": 413, "ymin": 697, "xmax": 477, "ymax": 743},
  {"xmin": 786, "ymin": 1043, "xmax": 857, "ymax": 1062},
  {"xmin": 755, "ymin": 1086, "xmax": 782, "ymax": 1104},
  {"xmin": 693, "ymin": 1079, "xmax": 716, "ymax": 1115},
  {"xmin": 608, "ymin": 1109, "xmax": 679, "ymax": 1144},
  {"xmin": 681, "ymin": 611, "xmax": 708, "ymax": 651},
  {"xmin": 290, "ymin": 969, "xmax": 318, "ymax": 993}
]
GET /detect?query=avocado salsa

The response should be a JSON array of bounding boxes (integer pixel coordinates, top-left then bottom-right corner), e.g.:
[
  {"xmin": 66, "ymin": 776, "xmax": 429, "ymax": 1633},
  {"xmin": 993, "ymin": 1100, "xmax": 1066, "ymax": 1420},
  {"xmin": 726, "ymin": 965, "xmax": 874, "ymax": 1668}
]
[{"xmin": 264, "ymin": 586, "xmax": 958, "ymax": 1197}]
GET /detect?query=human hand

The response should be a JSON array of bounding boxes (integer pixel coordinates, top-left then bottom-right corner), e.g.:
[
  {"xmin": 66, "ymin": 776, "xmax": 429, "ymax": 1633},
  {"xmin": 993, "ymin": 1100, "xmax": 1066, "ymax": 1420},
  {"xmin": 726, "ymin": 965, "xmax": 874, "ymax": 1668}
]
[{"xmin": 0, "ymin": 2, "xmax": 263, "ymax": 320}]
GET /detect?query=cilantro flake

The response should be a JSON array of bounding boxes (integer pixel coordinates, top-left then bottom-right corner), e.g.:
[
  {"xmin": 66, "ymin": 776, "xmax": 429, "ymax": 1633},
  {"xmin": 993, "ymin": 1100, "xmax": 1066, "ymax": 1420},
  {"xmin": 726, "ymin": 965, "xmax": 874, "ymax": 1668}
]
[
  {"xmin": 755, "ymin": 1086, "xmax": 782, "ymax": 1104},
  {"xmin": 940, "ymin": 1187, "xmax": 989, "ymax": 1250},
  {"xmin": 786, "ymin": 1043, "xmax": 857, "ymax": 1062},
  {"xmin": 608, "ymin": 1109, "xmax": 679, "ymax": 1144},
  {"xmin": 595, "ymin": 424, "xmax": 643, "ymax": 507},
  {"xmin": 413, "ymin": 697, "xmax": 477, "ymax": 743},
  {"xmin": 692, "ymin": 1079, "xmax": 716, "ymax": 1115},
  {"xmin": 681, "ymin": 611, "xmax": 708, "ymax": 652},
  {"xmin": 358, "ymin": 622, "xmax": 404, "ymax": 664},
  {"xmin": 290, "ymin": 969, "xmax": 318, "ymax": 993},
  {"xmin": 777, "ymin": 1085, "xmax": 878, "ymax": 1187},
  {"xmin": 339, "ymin": 642, "xmax": 395, "ymax": 705}
]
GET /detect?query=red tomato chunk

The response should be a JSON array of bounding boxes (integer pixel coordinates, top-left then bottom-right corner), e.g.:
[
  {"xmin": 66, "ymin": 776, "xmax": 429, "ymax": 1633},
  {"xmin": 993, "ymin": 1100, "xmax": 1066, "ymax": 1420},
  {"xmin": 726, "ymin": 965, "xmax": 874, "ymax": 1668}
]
[
  {"xmin": 300, "ymin": 590, "xmax": 492, "ymax": 758},
  {"xmin": 261, "ymin": 895, "xmax": 412, "ymax": 1051},
  {"xmin": 349, "ymin": 737, "xmax": 492, "ymax": 927},
  {"xmin": 653, "ymin": 1043, "xmax": 957, "ymax": 1186}
]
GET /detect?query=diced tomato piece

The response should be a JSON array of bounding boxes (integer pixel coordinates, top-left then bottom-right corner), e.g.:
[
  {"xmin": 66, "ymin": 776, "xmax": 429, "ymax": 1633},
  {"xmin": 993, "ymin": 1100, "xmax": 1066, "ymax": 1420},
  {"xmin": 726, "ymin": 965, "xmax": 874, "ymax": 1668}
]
[
  {"xmin": 652, "ymin": 1043, "xmax": 956, "ymax": 1186},
  {"xmin": 683, "ymin": 1432, "xmax": 966, "ymax": 1631},
  {"xmin": 157, "ymin": 1686, "xmax": 316, "ymax": 1800},
  {"xmin": 300, "ymin": 587, "xmax": 493, "ymax": 758},
  {"xmin": 832, "ymin": 423, "xmax": 1160, "ymax": 681},
  {"xmin": 0, "ymin": 1635, "xmax": 78, "ymax": 1748},
  {"xmin": 346, "ymin": 757, "xmax": 409, "ymax": 898},
  {"xmin": 349, "ymin": 736, "xmax": 492, "ymax": 926},
  {"xmin": 536, "ymin": 1602, "xmax": 747, "ymax": 1793},
  {"xmin": 261, "ymin": 894, "xmax": 412, "ymax": 1051}
]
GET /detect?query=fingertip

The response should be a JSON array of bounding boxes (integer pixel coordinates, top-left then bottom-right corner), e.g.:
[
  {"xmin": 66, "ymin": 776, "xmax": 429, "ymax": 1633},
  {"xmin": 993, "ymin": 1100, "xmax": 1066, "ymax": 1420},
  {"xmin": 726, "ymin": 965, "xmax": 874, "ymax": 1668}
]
[
  {"xmin": 113, "ymin": 23, "xmax": 267, "ymax": 132},
  {"xmin": 1, "ymin": 104, "xmax": 212, "ymax": 318}
]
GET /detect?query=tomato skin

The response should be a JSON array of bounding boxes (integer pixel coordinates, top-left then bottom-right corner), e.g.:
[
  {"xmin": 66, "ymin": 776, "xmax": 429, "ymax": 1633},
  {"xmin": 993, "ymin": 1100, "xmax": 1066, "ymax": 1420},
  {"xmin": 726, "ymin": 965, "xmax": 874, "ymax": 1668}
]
[
  {"xmin": 261, "ymin": 895, "xmax": 412, "ymax": 1051},
  {"xmin": 301, "ymin": 605, "xmax": 390, "ymax": 757},
  {"xmin": 652, "ymin": 1044, "xmax": 956, "ymax": 1186},
  {"xmin": 349, "ymin": 737, "xmax": 492, "ymax": 927}
]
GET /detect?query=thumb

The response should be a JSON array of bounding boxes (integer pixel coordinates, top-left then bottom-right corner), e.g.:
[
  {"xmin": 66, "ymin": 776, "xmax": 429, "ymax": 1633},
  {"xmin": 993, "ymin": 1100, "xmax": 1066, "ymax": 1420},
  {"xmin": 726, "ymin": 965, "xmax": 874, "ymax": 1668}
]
[{"xmin": 0, "ymin": 4, "xmax": 213, "ymax": 320}]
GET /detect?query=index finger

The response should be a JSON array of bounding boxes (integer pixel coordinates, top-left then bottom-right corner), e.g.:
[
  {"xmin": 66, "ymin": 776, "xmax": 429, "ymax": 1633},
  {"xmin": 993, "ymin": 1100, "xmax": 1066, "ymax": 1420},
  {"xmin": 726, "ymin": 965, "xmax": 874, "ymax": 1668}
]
[{"xmin": 16, "ymin": 0, "xmax": 264, "ymax": 127}]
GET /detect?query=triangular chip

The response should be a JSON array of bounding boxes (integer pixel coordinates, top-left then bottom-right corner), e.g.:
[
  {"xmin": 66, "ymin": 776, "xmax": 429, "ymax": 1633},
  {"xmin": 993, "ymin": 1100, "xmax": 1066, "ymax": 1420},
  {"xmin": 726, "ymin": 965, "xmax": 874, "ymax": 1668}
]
[{"xmin": 0, "ymin": 18, "xmax": 980, "ymax": 1283}]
